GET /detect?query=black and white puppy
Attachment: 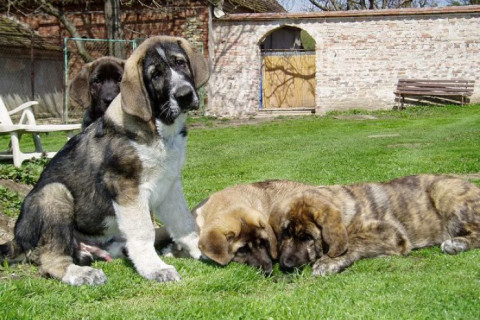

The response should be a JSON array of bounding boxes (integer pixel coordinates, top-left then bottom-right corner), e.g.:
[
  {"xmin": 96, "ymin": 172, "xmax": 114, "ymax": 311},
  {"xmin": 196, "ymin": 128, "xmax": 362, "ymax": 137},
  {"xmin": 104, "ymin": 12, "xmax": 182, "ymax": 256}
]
[
  {"xmin": 69, "ymin": 56, "xmax": 124, "ymax": 129},
  {"xmin": 1, "ymin": 36, "xmax": 209, "ymax": 285}
]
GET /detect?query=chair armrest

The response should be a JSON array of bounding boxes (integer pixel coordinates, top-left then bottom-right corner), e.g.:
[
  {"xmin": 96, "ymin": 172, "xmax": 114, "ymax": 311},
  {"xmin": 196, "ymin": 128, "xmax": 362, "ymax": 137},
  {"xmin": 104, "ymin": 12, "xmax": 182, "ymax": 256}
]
[{"xmin": 8, "ymin": 101, "xmax": 39, "ymax": 116}]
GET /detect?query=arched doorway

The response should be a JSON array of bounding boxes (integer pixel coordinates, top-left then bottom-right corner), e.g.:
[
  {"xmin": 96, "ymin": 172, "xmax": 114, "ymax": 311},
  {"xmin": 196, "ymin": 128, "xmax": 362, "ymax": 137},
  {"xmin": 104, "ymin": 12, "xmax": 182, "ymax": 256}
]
[{"xmin": 260, "ymin": 26, "xmax": 316, "ymax": 110}]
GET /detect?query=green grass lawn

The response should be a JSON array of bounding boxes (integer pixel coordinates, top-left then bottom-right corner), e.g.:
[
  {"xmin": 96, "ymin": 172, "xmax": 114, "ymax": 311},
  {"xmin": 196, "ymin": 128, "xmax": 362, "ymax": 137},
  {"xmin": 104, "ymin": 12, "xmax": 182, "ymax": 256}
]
[{"xmin": 1, "ymin": 104, "xmax": 479, "ymax": 319}]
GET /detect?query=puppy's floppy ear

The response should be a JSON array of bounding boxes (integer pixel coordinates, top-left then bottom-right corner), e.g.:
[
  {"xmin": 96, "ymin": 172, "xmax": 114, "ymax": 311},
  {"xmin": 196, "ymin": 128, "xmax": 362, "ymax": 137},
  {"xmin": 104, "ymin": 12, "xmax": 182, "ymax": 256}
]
[
  {"xmin": 120, "ymin": 47, "xmax": 152, "ymax": 122},
  {"xmin": 268, "ymin": 207, "xmax": 284, "ymax": 239},
  {"xmin": 198, "ymin": 229, "xmax": 236, "ymax": 265},
  {"xmin": 69, "ymin": 63, "xmax": 93, "ymax": 109},
  {"xmin": 260, "ymin": 220, "xmax": 278, "ymax": 260},
  {"xmin": 303, "ymin": 190, "xmax": 348, "ymax": 258},
  {"xmin": 177, "ymin": 38, "xmax": 210, "ymax": 89},
  {"xmin": 112, "ymin": 57, "xmax": 126, "ymax": 69}
]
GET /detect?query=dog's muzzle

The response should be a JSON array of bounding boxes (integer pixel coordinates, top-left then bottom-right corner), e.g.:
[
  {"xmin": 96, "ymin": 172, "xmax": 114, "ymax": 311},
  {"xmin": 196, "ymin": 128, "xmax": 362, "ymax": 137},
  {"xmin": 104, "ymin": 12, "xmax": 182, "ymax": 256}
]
[{"xmin": 174, "ymin": 84, "xmax": 199, "ymax": 111}]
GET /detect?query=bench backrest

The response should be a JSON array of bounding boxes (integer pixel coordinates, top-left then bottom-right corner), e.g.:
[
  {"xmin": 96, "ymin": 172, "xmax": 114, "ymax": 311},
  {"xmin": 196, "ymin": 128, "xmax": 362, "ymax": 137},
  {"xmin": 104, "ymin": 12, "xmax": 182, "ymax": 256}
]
[{"xmin": 396, "ymin": 79, "xmax": 475, "ymax": 95}]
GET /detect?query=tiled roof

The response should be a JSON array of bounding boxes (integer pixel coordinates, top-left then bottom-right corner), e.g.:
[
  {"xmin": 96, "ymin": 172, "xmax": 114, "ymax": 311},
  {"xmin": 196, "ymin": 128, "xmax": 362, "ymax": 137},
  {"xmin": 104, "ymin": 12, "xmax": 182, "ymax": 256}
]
[
  {"xmin": 217, "ymin": 4, "xmax": 480, "ymax": 20},
  {"xmin": 34, "ymin": 0, "xmax": 286, "ymax": 12},
  {"xmin": 223, "ymin": 0, "xmax": 286, "ymax": 13},
  {"xmin": 0, "ymin": 15, "xmax": 61, "ymax": 51}
]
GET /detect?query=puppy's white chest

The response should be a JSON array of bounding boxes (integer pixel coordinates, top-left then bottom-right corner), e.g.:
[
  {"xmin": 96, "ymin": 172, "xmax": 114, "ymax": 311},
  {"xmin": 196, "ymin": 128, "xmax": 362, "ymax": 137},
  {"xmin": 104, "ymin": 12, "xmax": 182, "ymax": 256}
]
[{"xmin": 131, "ymin": 120, "xmax": 187, "ymax": 205}]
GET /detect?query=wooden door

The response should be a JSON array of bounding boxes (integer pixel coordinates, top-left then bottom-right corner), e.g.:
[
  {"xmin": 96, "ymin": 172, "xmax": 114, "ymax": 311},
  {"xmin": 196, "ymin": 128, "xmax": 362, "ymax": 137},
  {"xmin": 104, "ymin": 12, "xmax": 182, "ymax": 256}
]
[{"xmin": 261, "ymin": 52, "xmax": 316, "ymax": 109}]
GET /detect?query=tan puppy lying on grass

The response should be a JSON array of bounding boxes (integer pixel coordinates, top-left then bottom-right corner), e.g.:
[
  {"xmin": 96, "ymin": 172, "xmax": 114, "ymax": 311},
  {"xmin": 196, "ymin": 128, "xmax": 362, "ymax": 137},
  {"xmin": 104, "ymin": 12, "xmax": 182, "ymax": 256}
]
[
  {"xmin": 270, "ymin": 174, "xmax": 480, "ymax": 276},
  {"xmin": 193, "ymin": 180, "xmax": 311, "ymax": 274}
]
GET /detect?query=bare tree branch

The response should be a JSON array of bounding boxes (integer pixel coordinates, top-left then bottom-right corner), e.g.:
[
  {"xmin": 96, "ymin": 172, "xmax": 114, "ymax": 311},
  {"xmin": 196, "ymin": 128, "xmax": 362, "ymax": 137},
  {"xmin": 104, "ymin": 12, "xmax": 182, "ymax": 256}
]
[
  {"xmin": 308, "ymin": 0, "xmax": 332, "ymax": 10},
  {"xmin": 304, "ymin": 0, "xmax": 439, "ymax": 11},
  {"xmin": 3, "ymin": 0, "xmax": 93, "ymax": 62},
  {"xmin": 38, "ymin": 0, "xmax": 93, "ymax": 62}
]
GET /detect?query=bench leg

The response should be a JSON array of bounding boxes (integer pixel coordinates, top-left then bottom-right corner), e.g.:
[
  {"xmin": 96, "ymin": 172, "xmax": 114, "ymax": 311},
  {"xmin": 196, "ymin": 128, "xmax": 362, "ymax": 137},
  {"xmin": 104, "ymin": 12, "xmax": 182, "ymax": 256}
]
[
  {"xmin": 32, "ymin": 133, "xmax": 44, "ymax": 153},
  {"xmin": 401, "ymin": 95, "xmax": 405, "ymax": 109},
  {"xmin": 10, "ymin": 132, "xmax": 24, "ymax": 168}
]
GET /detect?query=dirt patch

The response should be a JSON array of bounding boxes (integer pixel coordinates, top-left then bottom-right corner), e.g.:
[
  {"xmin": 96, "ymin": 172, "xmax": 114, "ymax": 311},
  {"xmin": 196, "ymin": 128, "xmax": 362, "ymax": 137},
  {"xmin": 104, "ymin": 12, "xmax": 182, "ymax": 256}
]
[
  {"xmin": 0, "ymin": 180, "xmax": 30, "ymax": 244},
  {"xmin": 333, "ymin": 115, "xmax": 378, "ymax": 120},
  {"xmin": 0, "ymin": 213, "xmax": 15, "ymax": 243},
  {"xmin": 0, "ymin": 179, "xmax": 32, "ymax": 197},
  {"xmin": 188, "ymin": 116, "xmax": 280, "ymax": 129},
  {"xmin": 369, "ymin": 133, "xmax": 400, "ymax": 138}
]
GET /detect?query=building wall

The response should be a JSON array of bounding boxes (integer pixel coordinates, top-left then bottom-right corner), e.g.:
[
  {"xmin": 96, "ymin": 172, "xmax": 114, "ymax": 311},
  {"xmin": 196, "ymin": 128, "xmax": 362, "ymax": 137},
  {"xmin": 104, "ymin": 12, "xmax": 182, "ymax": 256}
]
[
  {"xmin": 17, "ymin": 1, "xmax": 210, "ymax": 52},
  {"xmin": 208, "ymin": 6, "xmax": 480, "ymax": 117}
]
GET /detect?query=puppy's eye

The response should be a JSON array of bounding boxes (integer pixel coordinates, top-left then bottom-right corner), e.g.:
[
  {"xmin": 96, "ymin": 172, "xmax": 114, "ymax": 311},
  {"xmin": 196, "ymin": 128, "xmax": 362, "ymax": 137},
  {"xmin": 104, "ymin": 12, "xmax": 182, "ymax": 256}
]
[
  {"xmin": 116, "ymin": 74, "xmax": 122, "ymax": 82},
  {"xmin": 92, "ymin": 77, "xmax": 102, "ymax": 84},
  {"xmin": 175, "ymin": 59, "xmax": 186, "ymax": 67},
  {"xmin": 301, "ymin": 234, "xmax": 313, "ymax": 242},
  {"xmin": 236, "ymin": 246, "xmax": 249, "ymax": 255},
  {"xmin": 151, "ymin": 71, "xmax": 162, "ymax": 80}
]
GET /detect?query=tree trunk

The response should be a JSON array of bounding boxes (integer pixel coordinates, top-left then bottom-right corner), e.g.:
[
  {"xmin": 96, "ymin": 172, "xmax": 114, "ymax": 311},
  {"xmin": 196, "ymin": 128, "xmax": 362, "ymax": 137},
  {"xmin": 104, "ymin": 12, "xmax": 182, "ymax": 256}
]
[
  {"xmin": 38, "ymin": 0, "xmax": 93, "ymax": 62},
  {"xmin": 105, "ymin": 0, "xmax": 125, "ymax": 58}
]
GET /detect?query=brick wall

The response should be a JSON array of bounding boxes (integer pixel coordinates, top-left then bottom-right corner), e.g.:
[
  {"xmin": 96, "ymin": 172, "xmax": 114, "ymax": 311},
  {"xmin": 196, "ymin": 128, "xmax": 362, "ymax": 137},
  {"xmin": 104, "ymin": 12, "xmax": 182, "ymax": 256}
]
[
  {"xmin": 208, "ymin": 6, "xmax": 480, "ymax": 117},
  {"xmin": 17, "ymin": 1, "xmax": 210, "ymax": 52}
]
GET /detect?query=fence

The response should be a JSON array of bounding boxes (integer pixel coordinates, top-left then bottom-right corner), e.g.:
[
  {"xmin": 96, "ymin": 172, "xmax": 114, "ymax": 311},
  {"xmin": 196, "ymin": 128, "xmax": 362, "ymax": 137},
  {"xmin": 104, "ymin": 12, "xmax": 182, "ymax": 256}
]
[
  {"xmin": 0, "ymin": 32, "xmax": 64, "ymax": 122},
  {"xmin": 63, "ymin": 37, "xmax": 140, "ymax": 122}
]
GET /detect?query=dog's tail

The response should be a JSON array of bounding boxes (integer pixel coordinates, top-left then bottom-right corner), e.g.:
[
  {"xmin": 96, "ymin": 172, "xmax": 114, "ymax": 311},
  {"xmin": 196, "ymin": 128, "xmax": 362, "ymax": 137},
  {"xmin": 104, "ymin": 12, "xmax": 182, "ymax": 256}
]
[{"xmin": 0, "ymin": 240, "xmax": 27, "ymax": 265}]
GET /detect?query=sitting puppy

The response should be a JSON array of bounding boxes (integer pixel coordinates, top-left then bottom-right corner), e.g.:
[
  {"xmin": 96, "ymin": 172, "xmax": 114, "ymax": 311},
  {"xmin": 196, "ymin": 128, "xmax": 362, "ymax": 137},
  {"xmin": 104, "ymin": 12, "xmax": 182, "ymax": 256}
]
[
  {"xmin": 270, "ymin": 174, "xmax": 480, "ymax": 276},
  {"xmin": 0, "ymin": 36, "xmax": 209, "ymax": 285},
  {"xmin": 193, "ymin": 180, "xmax": 308, "ymax": 274},
  {"xmin": 69, "ymin": 56, "xmax": 124, "ymax": 129}
]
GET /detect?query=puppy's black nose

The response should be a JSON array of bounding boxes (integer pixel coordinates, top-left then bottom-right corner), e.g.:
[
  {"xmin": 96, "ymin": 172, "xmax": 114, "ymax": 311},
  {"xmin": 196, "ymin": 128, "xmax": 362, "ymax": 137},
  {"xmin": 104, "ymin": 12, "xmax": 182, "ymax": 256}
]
[
  {"xmin": 280, "ymin": 263, "xmax": 295, "ymax": 273},
  {"xmin": 174, "ymin": 85, "xmax": 198, "ymax": 110},
  {"xmin": 279, "ymin": 256, "xmax": 298, "ymax": 273},
  {"xmin": 263, "ymin": 265, "xmax": 273, "ymax": 276},
  {"xmin": 102, "ymin": 96, "xmax": 115, "ymax": 106}
]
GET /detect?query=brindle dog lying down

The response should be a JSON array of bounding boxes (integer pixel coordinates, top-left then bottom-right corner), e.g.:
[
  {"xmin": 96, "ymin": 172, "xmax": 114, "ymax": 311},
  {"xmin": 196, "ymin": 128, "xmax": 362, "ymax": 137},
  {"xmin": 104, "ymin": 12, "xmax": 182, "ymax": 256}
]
[
  {"xmin": 270, "ymin": 174, "xmax": 480, "ymax": 276},
  {"xmin": 193, "ymin": 180, "xmax": 310, "ymax": 274}
]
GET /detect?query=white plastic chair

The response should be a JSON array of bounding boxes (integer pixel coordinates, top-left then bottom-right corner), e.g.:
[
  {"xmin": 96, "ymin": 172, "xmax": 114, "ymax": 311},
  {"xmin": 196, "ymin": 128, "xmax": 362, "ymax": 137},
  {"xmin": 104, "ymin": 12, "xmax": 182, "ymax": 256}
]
[{"xmin": 0, "ymin": 97, "xmax": 81, "ymax": 167}]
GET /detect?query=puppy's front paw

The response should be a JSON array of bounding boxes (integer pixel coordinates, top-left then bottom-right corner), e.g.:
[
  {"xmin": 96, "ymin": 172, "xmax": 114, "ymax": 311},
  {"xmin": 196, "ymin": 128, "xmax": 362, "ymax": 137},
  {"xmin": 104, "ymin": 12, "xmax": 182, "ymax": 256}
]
[
  {"xmin": 186, "ymin": 246, "xmax": 202, "ymax": 260},
  {"xmin": 312, "ymin": 256, "xmax": 343, "ymax": 277},
  {"xmin": 145, "ymin": 265, "xmax": 182, "ymax": 282},
  {"xmin": 441, "ymin": 238, "xmax": 469, "ymax": 255},
  {"xmin": 177, "ymin": 233, "xmax": 202, "ymax": 259},
  {"xmin": 61, "ymin": 265, "xmax": 107, "ymax": 286}
]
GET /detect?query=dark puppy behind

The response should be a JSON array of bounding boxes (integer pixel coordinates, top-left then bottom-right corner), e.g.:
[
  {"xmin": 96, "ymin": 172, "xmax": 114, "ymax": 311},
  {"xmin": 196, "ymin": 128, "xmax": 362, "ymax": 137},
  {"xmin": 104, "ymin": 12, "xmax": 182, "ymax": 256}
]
[
  {"xmin": 0, "ymin": 36, "xmax": 209, "ymax": 285},
  {"xmin": 69, "ymin": 56, "xmax": 124, "ymax": 129},
  {"xmin": 270, "ymin": 174, "xmax": 480, "ymax": 276}
]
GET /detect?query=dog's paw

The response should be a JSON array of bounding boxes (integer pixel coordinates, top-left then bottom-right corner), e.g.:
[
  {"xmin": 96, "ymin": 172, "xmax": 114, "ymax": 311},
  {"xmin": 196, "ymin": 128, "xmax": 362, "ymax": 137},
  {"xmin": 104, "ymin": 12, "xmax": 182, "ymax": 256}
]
[
  {"xmin": 186, "ymin": 246, "xmax": 202, "ymax": 260},
  {"xmin": 312, "ymin": 256, "xmax": 343, "ymax": 277},
  {"xmin": 176, "ymin": 233, "xmax": 202, "ymax": 259},
  {"xmin": 61, "ymin": 265, "xmax": 107, "ymax": 286},
  {"xmin": 144, "ymin": 265, "xmax": 182, "ymax": 283},
  {"xmin": 441, "ymin": 238, "xmax": 469, "ymax": 255}
]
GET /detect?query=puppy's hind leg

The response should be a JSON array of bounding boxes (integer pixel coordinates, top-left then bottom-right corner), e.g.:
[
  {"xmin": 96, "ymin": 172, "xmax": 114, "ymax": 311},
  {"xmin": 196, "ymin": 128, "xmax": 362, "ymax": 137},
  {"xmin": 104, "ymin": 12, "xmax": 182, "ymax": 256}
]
[
  {"xmin": 18, "ymin": 183, "xmax": 106, "ymax": 285},
  {"xmin": 313, "ymin": 219, "xmax": 411, "ymax": 276},
  {"xmin": 432, "ymin": 179, "xmax": 480, "ymax": 255},
  {"xmin": 441, "ymin": 218, "xmax": 480, "ymax": 255}
]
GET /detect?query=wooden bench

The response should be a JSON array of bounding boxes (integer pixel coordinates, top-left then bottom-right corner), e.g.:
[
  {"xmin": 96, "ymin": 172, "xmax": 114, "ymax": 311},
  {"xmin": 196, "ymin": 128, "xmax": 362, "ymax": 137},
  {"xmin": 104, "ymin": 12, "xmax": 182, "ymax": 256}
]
[{"xmin": 394, "ymin": 79, "xmax": 475, "ymax": 109}]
